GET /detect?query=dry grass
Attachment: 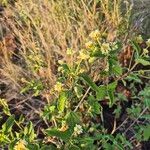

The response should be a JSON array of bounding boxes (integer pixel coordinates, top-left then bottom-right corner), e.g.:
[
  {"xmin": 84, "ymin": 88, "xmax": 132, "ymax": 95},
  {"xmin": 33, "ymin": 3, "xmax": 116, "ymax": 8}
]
[
  {"xmin": 1, "ymin": 1, "xmax": 150, "ymax": 149},
  {"xmin": 0, "ymin": 0, "xmax": 131, "ymax": 100}
]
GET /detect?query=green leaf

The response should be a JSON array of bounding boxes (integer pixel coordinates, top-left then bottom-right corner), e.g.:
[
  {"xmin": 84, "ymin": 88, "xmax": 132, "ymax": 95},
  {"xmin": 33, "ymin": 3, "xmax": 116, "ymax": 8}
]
[
  {"xmin": 25, "ymin": 122, "xmax": 35, "ymax": 142},
  {"xmin": 74, "ymin": 85, "xmax": 83, "ymax": 98},
  {"xmin": 96, "ymin": 86, "xmax": 107, "ymax": 100},
  {"xmin": 143, "ymin": 125, "xmax": 150, "ymax": 141},
  {"xmin": 136, "ymin": 58, "xmax": 150, "ymax": 66},
  {"xmin": 67, "ymin": 144, "xmax": 81, "ymax": 150},
  {"xmin": 103, "ymin": 143, "xmax": 114, "ymax": 150},
  {"xmin": 27, "ymin": 144, "xmax": 40, "ymax": 150},
  {"xmin": 28, "ymin": 121, "xmax": 34, "ymax": 134},
  {"xmin": 88, "ymin": 95, "xmax": 101, "ymax": 115},
  {"xmin": 42, "ymin": 105, "xmax": 55, "ymax": 121},
  {"xmin": 46, "ymin": 129, "xmax": 72, "ymax": 142},
  {"xmin": 9, "ymin": 140, "xmax": 18, "ymax": 150},
  {"xmin": 66, "ymin": 111, "xmax": 80, "ymax": 129},
  {"xmin": 139, "ymin": 86, "xmax": 150, "ymax": 108},
  {"xmin": 91, "ymin": 101, "xmax": 101, "ymax": 115},
  {"xmin": 140, "ymin": 114, "xmax": 150, "ymax": 120},
  {"xmin": 108, "ymin": 90, "xmax": 115, "ymax": 107},
  {"xmin": 112, "ymin": 65, "xmax": 123, "ymax": 76},
  {"xmin": 80, "ymin": 73, "xmax": 99, "ymax": 92},
  {"xmin": 90, "ymin": 47, "xmax": 105, "ymax": 58},
  {"xmin": 107, "ymin": 82, "xmax": 117, "ymax": 91},
  {"xmin": 0, "ymin": 99, "xmax": 11, "ymax": 116},
  {"xmin": 144, "ymin": 98, "xmax": 150, "ymax": 108},
  {"xmin": 107, "ymin": 82, "xmax": 117, "ymax": 106},
  {"xmin": 131, "ymin": 41, "xmax": 141, "ymax": 58},
  {"xmin": 79, "ymin": 137, "xmax": 95, "ymax": 150},
  {"xmin": 126, "ymin": 73, "xmax": 142, "ymax": 83},
  {"xmin": 61, "ymin": 63, "xmax": 70, "ymax": 74},
  {"xmin": 41, "ymin": 145, "xmax": 57, "ymax": 150},
  {"xmin": 57, "ymin": 92, "xmax": 67, "ymax": 112},
  {"xmin": 2, "ymin": 115, "xmax": 15, "ymax": 134}
]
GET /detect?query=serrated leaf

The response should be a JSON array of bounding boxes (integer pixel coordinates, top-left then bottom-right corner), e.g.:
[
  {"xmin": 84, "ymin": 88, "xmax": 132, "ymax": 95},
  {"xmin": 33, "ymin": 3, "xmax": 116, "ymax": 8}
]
[
  {"xmin": 107, "ymin": 82, "xmax": 117, "ymax": 107},
  {"xmin": 143, "ymin": 125, "xmax": 150, "ymax": 141},
  {"xmin": 108, "ymin": 90, "xmax": 115, "ymax": 107},
  {"xmin": 27, "ymin": 144, "xmax": 39, "ymax": 150},
  {"xmin": 113, "ymin": 65, "xmax": 123, "ymax": 76},
  {"xmin": 61, "ymin": 63, "xmax": 70, "ymax": 72},
  {"xmin": 2, "ymin": 115, "xmax": 15, "ymax": 134},
  {"xmin": 91, "ymin": 101, "xmax": 101, "ymax": 114},
  {"xmin": 80, "ymin": 73, "xmax": 99, "ymax": 92},
  {"xmin": 68, "ymin": 145, "xmax": 81, "ymax": 150},
  {"xmin": 131, "ymin": 41, "xmax": 141, "ymax": 58},
  {"xmin": 140, "ymin": 114, "xmax": 150, "ymax": 119},
  {"xmin": 0, "ymin": 99, "xmax": 11, "ymax": 116},
  {"xmin": 126, "ymin": 73, "xmax": 142, "ymax": 83},
  {"xmin": 46, "ymin": 128, "xmax": 72, "ymax": 142},
  {"xmin": 144, "ymin": 98, "xmax": 150, "ymax": 108},
  {"xmin": 88, "ymin": 95, "xmax": 101, "ymax": 115},
  {"xmin": 139, "ymin": 86, "xmax": 150, "ymax": 108},
  {"xmin": 90, "ymin": 48, "xmax": 105, "ymax": 58},
  {"xmin": 66, "ymin": 111, "xmax": 80, "ymax": 129},
  {"xmin": 24, "ymin": 121, "xmax": 35, "ymax": 142},
  {"xmin": 79, "ymin": 137, "xmax": 95, "ymax": 149},
  {"xmin": 107, "ymin": 82, "xmax": 117, "ymax": 91},
  {"xmin": 28, "ymin": 121, "xmax": 34, "ymax": 134},
  {"xmin": 57, "ymin": 92, "xmax": 67, "ymax": 112},
  {"xmin": 96, "ymin": 85, "xmax": 107, "ymax": 100},
  {"xmin": 41, "ymin": 145, "xmax": 57, "ymax": 150},
  {"xmin": 136, "ymin": 58, "xmax": 150, "ymax": 66}
]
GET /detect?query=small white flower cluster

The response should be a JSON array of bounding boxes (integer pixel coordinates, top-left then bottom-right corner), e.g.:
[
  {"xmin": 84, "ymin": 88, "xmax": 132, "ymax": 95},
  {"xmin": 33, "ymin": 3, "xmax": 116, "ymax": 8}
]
[
  {"xmin": 146, "ymin": 39, "xmax": 150, "ymax": 47},
  {"xmin": 101, "ymin": 42, "xmax": 111, "ymax": 55},
  {"xmin": 85, "ymin": 29, "xmax": 101, "ymax": 49},
  {"xmin": 101, "ymin": 41, "xmax": 118, "ymax": 55},
  {"xmin": 77, "ymin": 49, "xmax": 90, "ymax": 61},
  {"xmin": 135, "ymin": 35, "xmax": 143, "ymax": 44},
  {"xmin": 143, "ymin": 48, "xmax": 149, "ymax": 55},
  {"xmin": 85, "ymin": 41, "xmax": 94, "ymax": 49},
  {"xmin": 143, "ymin": 38, "xmax": 150, "ymax": 56},
  {"xmin": 89, "ymin": 29, "xmax": 101, "ymax": 41},
  {"xmin": 54, "ymin": 82, "xmax": 63, "ymax": 92},
  {"xmin": 73, "ymin": 124, "xmax": 83, "ymax": 136}
]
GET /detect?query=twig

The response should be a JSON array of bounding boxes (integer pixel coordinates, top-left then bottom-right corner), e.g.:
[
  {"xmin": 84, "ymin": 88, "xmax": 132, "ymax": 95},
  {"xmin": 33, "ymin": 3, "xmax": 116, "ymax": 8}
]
[
  {"xmin": 124, "ymin": 107, "xmax": 148, "ymax": 135},
  {"xmin": 112, "ymin": 117, "xmax": 129, "ymax": 134},
  {"xmin": 74, "ymin": 87, "xmax": 90, "ymax": 112},
  {"xmin": 111, "ymin": 119, "xmax": 117, "ymax": 134}
]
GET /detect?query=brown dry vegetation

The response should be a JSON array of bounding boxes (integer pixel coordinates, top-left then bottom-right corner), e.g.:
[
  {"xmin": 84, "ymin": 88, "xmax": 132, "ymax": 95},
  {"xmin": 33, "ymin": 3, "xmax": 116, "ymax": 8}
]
[
  {"xmin": 0, "ymin": 0, "xmax": 150, "ymax": 149},
  {"xmin": 0, "ymin": 0, "xmax": 131, "ymax": 101}
]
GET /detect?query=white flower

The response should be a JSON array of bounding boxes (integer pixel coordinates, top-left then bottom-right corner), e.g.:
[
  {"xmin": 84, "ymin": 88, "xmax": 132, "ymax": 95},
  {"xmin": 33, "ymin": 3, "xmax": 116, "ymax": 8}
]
[
  {"xmin": 85, "ymin": 41, "xmax": 94, "ymax": 49},
  {"xmin": 54, "ymin": 82, "xmax": 63, "ymax": 92},
  {"xmin": 101, "ymin": 42, "xmax": 111, "ymax": 55},
  {"xmin": 78, "ymin": 49, "xmax": 90, "ymax": 60},
  {"xmin": 73, "ymin": 124, "xmax": 83, "ymax": 136},
  {"xmin": 146, "ymin": 39, "xmax": 150, "ymax": 47},
  {"xmin": 135, "ymin": 35, "xmax": 143, "ymax": 44},
  {"xmin": 89, "ymin": 29, "xmax": 101, "ymax": 40},
  {"xmin": 111, "ymin": 42, "xmax": 118, "ymax": 51},
  {"xmin": 66, "ymin": 48, "xmax": 74, "ymax": 55},
  {"xmin": 143, "ymin": 48, "xmax": 149, "ymax": 55}
]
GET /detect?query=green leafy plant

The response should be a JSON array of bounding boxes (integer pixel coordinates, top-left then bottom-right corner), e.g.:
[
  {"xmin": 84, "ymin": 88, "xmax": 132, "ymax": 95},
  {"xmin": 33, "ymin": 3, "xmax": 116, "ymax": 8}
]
[{"xmin": 0, "ymin": 0, "xmax": 150, "ymax": 149}]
